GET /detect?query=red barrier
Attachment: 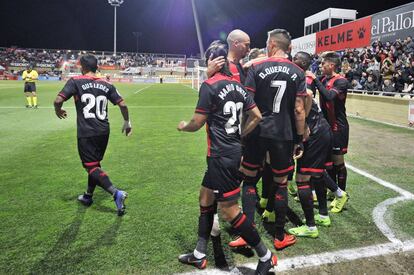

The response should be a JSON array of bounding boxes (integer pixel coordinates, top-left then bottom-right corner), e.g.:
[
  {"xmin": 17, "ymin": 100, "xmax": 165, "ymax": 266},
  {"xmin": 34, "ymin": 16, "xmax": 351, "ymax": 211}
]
[{"xmin": 316, "ymin": 16, "xmax": 372, "ymax": 53}]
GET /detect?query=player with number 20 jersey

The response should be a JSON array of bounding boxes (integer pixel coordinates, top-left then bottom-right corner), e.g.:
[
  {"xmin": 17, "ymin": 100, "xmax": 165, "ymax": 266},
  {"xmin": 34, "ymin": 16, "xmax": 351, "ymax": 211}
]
[{"xmin": 54, "ymin": 54, "xmax": 132, "ymax": 216}]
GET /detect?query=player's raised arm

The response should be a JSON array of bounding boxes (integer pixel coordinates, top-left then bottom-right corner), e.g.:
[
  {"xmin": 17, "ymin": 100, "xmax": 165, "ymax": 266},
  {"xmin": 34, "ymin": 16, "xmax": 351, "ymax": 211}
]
[{"xmin": 206, "ymin": 55, "xmax": 226, "ymax": 78}]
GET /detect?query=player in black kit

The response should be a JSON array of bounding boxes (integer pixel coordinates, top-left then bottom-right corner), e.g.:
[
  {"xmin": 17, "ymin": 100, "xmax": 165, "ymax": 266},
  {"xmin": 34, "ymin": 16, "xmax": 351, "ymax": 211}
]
[
  {"xmin": 54, "ymin": 55, "xmax": 132, "ymax": 216},
  {"xmin": 177, "ymin": 41, "xmax": 277, "ymax": 275},
  {"xmin": 306, "ymin": 52, "xmax": 350, "ymax": 213},
  {"xmin": 239, "ymin": 29, "xmax": 307, "ymax": 250},
  {"xmin": 287, "ymin": 52, "xmax": 348, "ymax": 238}
]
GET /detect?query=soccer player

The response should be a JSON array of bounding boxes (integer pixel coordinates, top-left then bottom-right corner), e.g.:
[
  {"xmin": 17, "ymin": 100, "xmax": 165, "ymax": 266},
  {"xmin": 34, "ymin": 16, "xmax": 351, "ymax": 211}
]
[
  {"xmin": 22, "ymin": 64, "xmax": 39, "ymax": 108},
  {"xmin": 287, "ymin": 52, "xmax": 348, "ymax": 238},
  {"xmin": 177, "ymin": 41, "xmax": 277, "ymax": 274},
  {"xmin": 206, "ymin": 29, "xmax": 250, "ymax": 83},
  {"xmin": 53, "ymin": 54, "xmax": 132, "ymax": 216},
  {"xmin": 239, "ymin": 29, "xmax": 307, "ymax": 250},
  {"xmin": 306, "ymin": 52, "xmax": 350, "ymax": 213}
]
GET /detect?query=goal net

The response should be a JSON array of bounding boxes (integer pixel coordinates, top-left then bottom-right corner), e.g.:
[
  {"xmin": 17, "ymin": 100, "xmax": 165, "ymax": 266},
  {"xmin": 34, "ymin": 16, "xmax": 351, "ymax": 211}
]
[{"xmin": 191, "ymin": 66, "xmax": 207, "ymax": 91}]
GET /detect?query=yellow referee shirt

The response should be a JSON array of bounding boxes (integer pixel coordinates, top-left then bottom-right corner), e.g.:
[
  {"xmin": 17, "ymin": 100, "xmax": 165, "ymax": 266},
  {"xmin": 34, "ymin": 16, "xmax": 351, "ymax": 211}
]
[{"xmin": 22, "ymin": 70, "xmax": 38, "ymax": 83}]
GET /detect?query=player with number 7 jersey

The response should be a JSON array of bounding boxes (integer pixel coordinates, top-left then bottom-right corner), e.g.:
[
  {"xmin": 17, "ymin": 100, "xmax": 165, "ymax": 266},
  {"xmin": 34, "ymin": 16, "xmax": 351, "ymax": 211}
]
[
  {"xmin": 240, "ymin": 29, "xmax": 307, "ymax": 250},
  {"xmin": 54, "ymin": 54, "xmax": 132, "ymax": 216}
]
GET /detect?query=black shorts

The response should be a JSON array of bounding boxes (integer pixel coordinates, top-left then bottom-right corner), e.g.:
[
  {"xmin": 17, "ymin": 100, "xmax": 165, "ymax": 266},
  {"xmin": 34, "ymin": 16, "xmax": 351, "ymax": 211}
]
[
  {"xmin": 24, "ymin": 82, "xmax": 36, "ymax": 92},
  {"xmin": 77, "ymin": 135, "xmax": 109, "ymax": 168},
  {"xmin": 297, "ymin": 129, "xmax": 333, "ymax": 176},
  {"xmin": 332, "ymin": 127, "xmax": 349, "ymax": 155},
  {"xmin": 202, "ymin": 153, "xmax": 242, "ymax": 202},
  {"xmin": 242, "ymin": 136, "xmax": 294, "ymax": 177}
]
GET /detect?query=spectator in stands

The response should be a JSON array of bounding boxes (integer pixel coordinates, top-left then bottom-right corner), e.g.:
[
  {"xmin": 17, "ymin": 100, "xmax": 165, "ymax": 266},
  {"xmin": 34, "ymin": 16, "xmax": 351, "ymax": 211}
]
[
  {"xmin": 351, "ymin": 79, "xmax": 362, "ymax": 90},
  {"xmin": 402, "ymin": 75, "xmax": 414, "ymax": 95},
  {"xmin": 364, "ymin": 75, "xmax": 378, "ymax": 93},
  {"xmin": 381, "ymin": 54, "xmax": 395, "ymax": 82},
  {"xmin": 393, "ymin": 70, "xmax": 405, "ymax": 92},
  {"xmin": 382, "ymin": 79, "xmax": 396, "ymax": 95},
  {"xmin": 405, "ymin": 36, "xmax": 414, "ymax": 54}
]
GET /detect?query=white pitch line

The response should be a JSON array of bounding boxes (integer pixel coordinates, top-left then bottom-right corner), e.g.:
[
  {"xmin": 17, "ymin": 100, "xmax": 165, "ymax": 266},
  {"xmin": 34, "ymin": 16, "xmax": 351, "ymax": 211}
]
[
  {"xmin": 177, "ymin": 164, "xmax": 414, "ymax": 275},
  {"xmin": 134, "ymin": 85, "xmax": 152, "ymax": 94},
  {"xmin": 349, "ymin": 114, "xmax": 414, "ymax": 130}
]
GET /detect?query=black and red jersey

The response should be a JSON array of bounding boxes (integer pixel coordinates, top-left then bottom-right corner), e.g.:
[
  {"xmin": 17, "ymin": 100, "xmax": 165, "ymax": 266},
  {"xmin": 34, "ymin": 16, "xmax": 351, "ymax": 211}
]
[
  {"xmin": 229, "ymin": 61, "xmax": 246, "ymax": 84},
  {"xmin": 195, "ymin": 73, "xmax": 256, "ymax": 157},
  {"xmin": 58, "ymin": 75, "xmax": 123, "ymax": 138},
  {"xmin": 306, "ymin": 76, "xmax": 330, "ymax": 135},
  {"xmin": 245, "ymin": 57, "xmax": 307, "ymax": 141},
  {"xmin": 319, "ymin": 75, "xmax": 349, "ymax": 132}
]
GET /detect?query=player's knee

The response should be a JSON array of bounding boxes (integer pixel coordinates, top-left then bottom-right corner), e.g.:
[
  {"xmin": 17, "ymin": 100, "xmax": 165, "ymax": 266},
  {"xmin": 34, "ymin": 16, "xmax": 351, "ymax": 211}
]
[
  {"xmin": 296, "ymin": 173, "xmax": 311, "ymax": 183},
  {"xmin": 273, "ymin": 175, "xmax": 288, "ymax": 184},
  {"xmin": 332, "ymin": 155, "xmax": 344, "ymax": 165},
  {"xmin": 240, "ymin": 166, "xmax": 258, "ymax": 179},
  {"xmin": 83, "ymin": 162, "xmax": 101, "ymax": 174},
  {"xmin": 218, "ymin": 200, "xmax": 239, "ymax": 222}
]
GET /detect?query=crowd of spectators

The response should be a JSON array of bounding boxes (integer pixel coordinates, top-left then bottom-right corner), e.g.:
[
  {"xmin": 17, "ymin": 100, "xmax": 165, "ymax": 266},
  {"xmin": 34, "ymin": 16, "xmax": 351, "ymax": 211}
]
[
  {"xmin": 1, "ymin": 37, "xmax": 413, "ymax": 96},
  {"xmin": 310, "ymin": 36, "xmax": 414, "ymax": 96},
  {"xmin": 0, "ymin": 47, "xmax": 186, "ymax": 71}
]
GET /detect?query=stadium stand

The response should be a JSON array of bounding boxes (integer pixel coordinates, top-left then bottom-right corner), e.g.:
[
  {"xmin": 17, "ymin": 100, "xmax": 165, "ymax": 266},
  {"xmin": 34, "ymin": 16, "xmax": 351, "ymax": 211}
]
[{"xmin": 309, "ymin": 36, "xmax": 414, "ymax": 98}]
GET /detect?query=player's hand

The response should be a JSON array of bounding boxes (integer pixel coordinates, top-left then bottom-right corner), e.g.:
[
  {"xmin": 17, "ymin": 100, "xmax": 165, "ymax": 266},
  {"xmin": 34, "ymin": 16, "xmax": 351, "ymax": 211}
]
[
  {"xmin": 177, "ymin": 121, "xmax": 188, "ymax": 131},
  {"xmin": 293, "ymin": 142, "xmax": 304, "ymax": 160},
  {"xmin": 55, "ymin": 109, "xmax": 67, "ymax": 119},
  {"xmin": 306, "ymin": 71, "xmax": 316, "ymax": 80},
  {"xmin": 207, "ymin": 56, "xmax": 225, "ymax": 77},
  {"xmin": 122, "ymin": 120, "xmax": 132, "ymax": 136}
]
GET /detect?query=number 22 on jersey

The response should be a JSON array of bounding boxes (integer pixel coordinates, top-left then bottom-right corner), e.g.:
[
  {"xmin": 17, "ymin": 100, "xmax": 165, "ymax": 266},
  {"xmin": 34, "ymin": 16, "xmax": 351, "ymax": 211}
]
[{"xmin": 223, "ymin": 101, "xmax": 243, "ymax": 134}]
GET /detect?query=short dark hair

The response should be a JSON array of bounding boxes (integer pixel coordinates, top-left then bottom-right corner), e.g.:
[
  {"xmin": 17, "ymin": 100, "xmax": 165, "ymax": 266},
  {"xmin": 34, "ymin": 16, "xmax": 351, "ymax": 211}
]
[
  {"xmin": 80, "ymin": 54, "xmax": 98, "ymax": 73},
  {"xmin": 268, "ymin": 29, "xmax": 291, "ymax": 52},
  {"xmin": 205, "ymin": 40, "xmax": 232, "ymax": 76},
  {"xmin": 293, "ymin": 51, "xmax": 312, "ymax": 71},
  {"xmin": 322, "ymin": 51, "xmax": 341, "ymax": 69},
  {"xmin": 248, "ymin": 48, "xmax": 265, "ymax": 61}
]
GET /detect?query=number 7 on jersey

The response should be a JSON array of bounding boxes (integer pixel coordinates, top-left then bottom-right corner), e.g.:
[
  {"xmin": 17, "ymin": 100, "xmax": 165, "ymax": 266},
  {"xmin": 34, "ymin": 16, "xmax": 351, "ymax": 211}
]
[{"xmin": 270, "ymin": 80, "xmax": 286, "ymax": 113}]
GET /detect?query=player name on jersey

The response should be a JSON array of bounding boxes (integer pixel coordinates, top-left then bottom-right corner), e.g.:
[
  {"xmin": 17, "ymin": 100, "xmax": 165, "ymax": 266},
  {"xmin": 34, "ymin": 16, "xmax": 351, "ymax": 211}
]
[
  {"xmin": 81, "ymin": 82, "xmax": 110, "ymax": 93},
  {"xmin": 258, "ymin": 65, "xmax": 297, "ymax": 81},
  {"xmin": 218, "ymin": 83, "xmax": 249, "ymax": 100}
]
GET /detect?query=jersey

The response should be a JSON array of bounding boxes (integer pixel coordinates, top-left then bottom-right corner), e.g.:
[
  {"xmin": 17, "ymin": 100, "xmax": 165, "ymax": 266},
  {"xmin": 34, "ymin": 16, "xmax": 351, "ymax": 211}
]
[
  {"xmin": 229, "ymin": 61, "xmax": 246, "ymax": 84},
  {"xmin": 306, "ymin": 76, "xmax": 330, "ymax": 135},
  {"xmin": 58, "ymin": 75, "xmax": 123, "ymax": 138},
  {"xmin": 245, "ymin": 57, "xmax": 307, "ymax": 141},
  {"xmin": 319, "ymin": 75, "xmax": 349, "ymax": 132},
  {"xmin": 195, "ymin": 73, "xmax": 257, "ymax": 157},
  {"xmin": 22, "ymin": 70, "xmax": 38, "ymax": 83}
]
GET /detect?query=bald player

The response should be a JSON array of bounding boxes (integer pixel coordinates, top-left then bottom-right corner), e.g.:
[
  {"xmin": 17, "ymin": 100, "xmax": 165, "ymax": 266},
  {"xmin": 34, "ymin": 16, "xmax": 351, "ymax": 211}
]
[{"xmin": 207, "ymin": 29, "xmax": 250, "ymax": 84}]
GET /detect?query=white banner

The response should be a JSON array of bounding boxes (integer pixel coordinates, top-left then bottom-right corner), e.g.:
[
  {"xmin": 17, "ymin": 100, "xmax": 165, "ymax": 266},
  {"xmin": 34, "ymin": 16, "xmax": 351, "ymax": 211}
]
[{"xmin": 291, "ymin": 33, "xmax": 317, "ymax": 56}]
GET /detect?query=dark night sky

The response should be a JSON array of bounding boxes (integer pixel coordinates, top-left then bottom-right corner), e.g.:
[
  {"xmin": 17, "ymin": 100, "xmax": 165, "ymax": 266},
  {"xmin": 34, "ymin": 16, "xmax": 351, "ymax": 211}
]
[{"xmin": 0, "ymin": 0, "xmax": 412, "ymax": 56}]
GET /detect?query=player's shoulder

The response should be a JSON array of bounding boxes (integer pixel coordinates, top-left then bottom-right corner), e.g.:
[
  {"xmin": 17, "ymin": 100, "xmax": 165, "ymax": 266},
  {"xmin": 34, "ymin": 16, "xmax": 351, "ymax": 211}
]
[
  {"xmin": 333, "ymin": 76, "xmax": 349, "ymax": 86},
  {"xmin": 204, "ymin": 73, "xmax": 232, "ymax": 86}
]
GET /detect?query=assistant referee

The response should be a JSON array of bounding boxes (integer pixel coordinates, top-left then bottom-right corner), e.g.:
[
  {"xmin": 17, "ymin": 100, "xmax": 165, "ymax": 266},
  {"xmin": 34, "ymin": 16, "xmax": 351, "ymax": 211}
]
[{"xmin": 22, "ymin": 65, "xmax": 39, "ymax": 108}]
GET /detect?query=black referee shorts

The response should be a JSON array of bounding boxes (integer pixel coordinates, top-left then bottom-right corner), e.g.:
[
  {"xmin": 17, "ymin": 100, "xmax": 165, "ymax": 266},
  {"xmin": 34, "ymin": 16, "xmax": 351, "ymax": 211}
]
[
  {"xmin": 24, "ymin": 82, "xmax": 36, "ymax": 92},
  {"xmin": 202, "ymin": 152, "xmax": 242, "ymax": 202},
  {"xmin": 77, "ymin": 135, "xmax": 109, "ymax": 168}
]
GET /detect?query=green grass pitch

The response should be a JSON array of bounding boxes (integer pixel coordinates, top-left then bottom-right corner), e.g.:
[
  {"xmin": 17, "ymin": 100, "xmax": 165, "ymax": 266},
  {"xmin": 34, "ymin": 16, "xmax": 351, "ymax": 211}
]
[{"xmin": 0, "ymin": 80, "xmax": 413, "ymax": 274}]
